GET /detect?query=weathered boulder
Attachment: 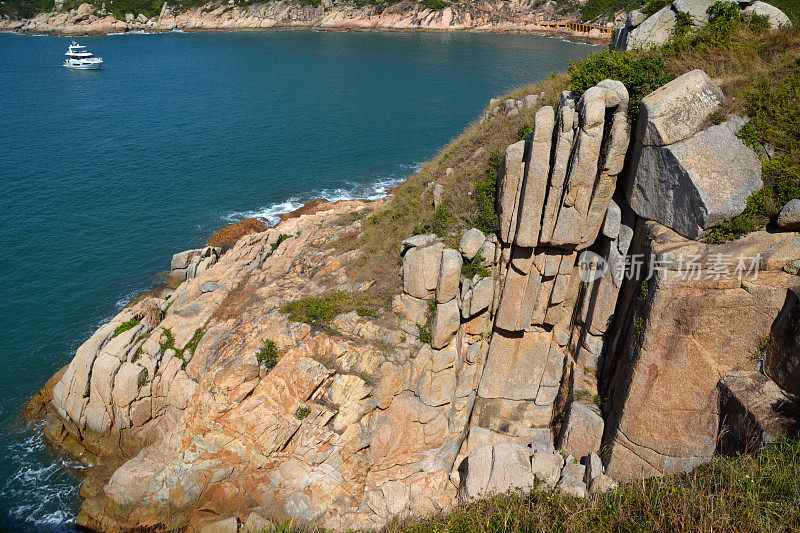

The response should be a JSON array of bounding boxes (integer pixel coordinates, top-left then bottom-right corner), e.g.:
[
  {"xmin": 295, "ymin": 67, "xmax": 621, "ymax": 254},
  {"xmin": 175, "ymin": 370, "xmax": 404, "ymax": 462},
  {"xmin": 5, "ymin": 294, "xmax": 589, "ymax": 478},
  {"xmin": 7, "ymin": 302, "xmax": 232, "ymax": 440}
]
[
  {"xmin": 784, "ymin": 260, "xmax": 800, "ymax": 276},
  {"xmin": 531, "ymin": 452, "xmax": 562, "ymax": 486},
  {"xmin": 603, "ymin": 223, "xmax": 800, "ymax": 480},
  {"xmin": 393, "ymin": 293, "xmax": 430, "ymax": 331},
  {"xmin": 458, "ymin": 443, "xmax": 535, "ymax": 503},
  {"xmin": 198, "ymin": 517, "xmax": 238, "ymax": 533},
  {"xmin": 558, "ymin": 402, "xmax": 603, "ymax": 459},
  {"xmin": 673, "ymin": 0, "xmax": 717, "ymax": 26},
  {"xmin": 495, "ymin": 248, "xmax": 541, "ymax": 331},
  {"xmin": 515, "ymin": 107, "xmax": 555, "ymax": 248},
  {"xmin": 764, "ymin": 288, "xmax": 800, "ymax": 396},
  {"xmin": 626, "ymin": 6, "xmax": 677, "ymax": 50},
  {"xmin": 468, "ymin": 276, "xmax": 494, "ymax": 316},
  {"xmin": 242, "ymin": 511, "xmax": 274, "ymax": 532},
  {"xmin": 777, "ymin": 199, "xmax": 800, "ymax": 231},
  {"xmin": 459, "ymin": 228, "xmax": 485, "ymax": 260},
  {"xmin": 167, "ymin": 247, "xmax": 221, "ymax": 289},
  {"xmin": 627, "ymin": 117, "xmax": 762, "ymax": 239},
  {"xmin": 432, "ymin": 183, "xmax": 444, "ymax": 209},
  {"xmin": 403, "ymin": 243, "xmax": 444, "ymax": 299},
  {"xmin": 584, "ymin": 452, "xmax": 603, "ymax": 484},
  {"xmin": 561, "ymin": 462, "xmax": 586, "ymax": 481},
  {"xmin": 718, "ymin": 369, "xmax": 800, "ymax": 454},
  {"xmin": 497, "ymin": 141, "xmax": 526, "ymax": 245},
  {"xmin": 635, "ymin": 70, "xmax": 725, "ymax": 147},
  {"xmin": 111, "ymin": 363, "xmax": 146, "ymax": 408},
  {"xmin": 431, "ymin": 299, "xmax": 460, "ymax": 349},
  {"xmin": 588, "ymin": 474, "xmax": 618, "ymax": 495},
  {"xmin": 743, "ymin": 1, "xmax": 791, "ymax": 28},
  {"xmin": 602, "ymin": 200, "xmax": 622, "ymax": 239},
  {"xmin": 436, "ymin": 249, "xmax": 462, "ymax": 303},
  {"xmin": 529, "ymin": 427, "xmax": 555, "ymax": 453},
  {"xmin": 613, "ymin": 9, "xmax": 648, "ymax": 50},
  {"xmin": 557, "ymin": 475, "xmax": 588, "ymax": 498},
  {"xmin": 478, "ymin": 330, "xmax": 551, "ymax": 401},
  {"xmin": 401, "ymin": 233, "xmax": 439, "ymax": 252}
]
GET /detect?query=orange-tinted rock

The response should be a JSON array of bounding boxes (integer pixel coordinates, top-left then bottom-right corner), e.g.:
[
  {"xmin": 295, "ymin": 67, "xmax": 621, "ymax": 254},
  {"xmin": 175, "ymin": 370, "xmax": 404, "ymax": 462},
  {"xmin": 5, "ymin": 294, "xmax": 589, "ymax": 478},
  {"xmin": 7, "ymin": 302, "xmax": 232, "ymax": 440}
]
[{"xmin": 208, "ymin": 217, "xmax": 268, "ymax": 249}]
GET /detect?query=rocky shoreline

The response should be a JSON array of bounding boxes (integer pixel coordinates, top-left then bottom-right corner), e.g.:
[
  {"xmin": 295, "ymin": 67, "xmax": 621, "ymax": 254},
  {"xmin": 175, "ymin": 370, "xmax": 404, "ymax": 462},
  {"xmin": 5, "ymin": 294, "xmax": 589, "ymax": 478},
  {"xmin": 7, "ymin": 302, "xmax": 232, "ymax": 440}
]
[
  {"xmin": 0, "ymin": 0, "xmax": 611, "ymax": 43},
  {"xmin": 19, "ymin": 3, "xmax": 800, "ymax": 530},
  {"xmin": 28, "ymin": 62, "xmax": 800, "ymax": 531}
]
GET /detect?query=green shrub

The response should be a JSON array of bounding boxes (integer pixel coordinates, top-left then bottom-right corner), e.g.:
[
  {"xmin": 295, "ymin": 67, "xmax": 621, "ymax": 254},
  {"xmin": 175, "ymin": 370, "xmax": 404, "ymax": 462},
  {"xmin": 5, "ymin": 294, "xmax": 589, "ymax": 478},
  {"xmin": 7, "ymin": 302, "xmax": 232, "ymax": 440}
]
[
  {"xmin": 470, "ymin": 150, "xmax": 503, "ymax": 235},
  {"xmin": 271, "ymin": 234, "xmax": 294, "ymax": 251},
  {"xmin": 417, "ymin": 322, "xmax": 432, "ymax": 344},
  {"xmin": 461, "ymin": 252, "xmax": 492, "ymax": 279},
  {"xmin": 284, "ymin": 290, "xmax": 350, "ymax": 327},
  {"xmin": 113, "ymin": 318, "xmax": 140, "ymax": 338},
  {"xmin": 294, "ymin": 405, "xmax": 311, "ymax": 420},
  {"xmin": 420, "ymin": 0, "xmax": 447, "ymax": 10},
  {"xmin": 0, "ymin": 0, "xmax": 51, "ymax": 18},
  {"xmin": 709, "ymin": 110, "xmax": 727, "ymax": 125},
  {"xmin": 356, "ymin": 306, "xmax": 377, "ymax": 318},
  {"xmin": 256, "ymin": 339, "xmax": 278, "ymax": 369},
  {"xmin": 414, "ymin": 203, "xmax": 459, "ymax": 238},
  {"xmin": 568, "ymin": 50, "xmax": 675, "ymax": 121},
  {"xmin": 706, "ymin": 58, "xmax": 800, "ymax": 242},
  {"xmin": 674, "ymin": 10, "xmax": 694, "ymax": 37},
  {"xmin": 642, "ymin": 0, "xmax": 670, "ymax": 15},
  {"xmin": 580, "ymin": 0, "xmax": 640, "ymax": 21},
  {"xmin": 283, "ymin": 290, "xmax": 378, "ymax": 329},
  {"xmin": 708, "ymin": 0, "xmax": 741, "ymax": 26}
]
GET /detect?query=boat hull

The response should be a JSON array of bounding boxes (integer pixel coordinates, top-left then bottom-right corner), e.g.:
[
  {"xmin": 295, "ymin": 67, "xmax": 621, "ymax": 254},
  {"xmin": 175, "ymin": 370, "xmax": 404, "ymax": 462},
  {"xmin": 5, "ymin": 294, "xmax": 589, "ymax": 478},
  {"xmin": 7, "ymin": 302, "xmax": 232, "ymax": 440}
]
[{"xmin": 63, "ymin": 62, "xmax": 103, "ymax": 70}]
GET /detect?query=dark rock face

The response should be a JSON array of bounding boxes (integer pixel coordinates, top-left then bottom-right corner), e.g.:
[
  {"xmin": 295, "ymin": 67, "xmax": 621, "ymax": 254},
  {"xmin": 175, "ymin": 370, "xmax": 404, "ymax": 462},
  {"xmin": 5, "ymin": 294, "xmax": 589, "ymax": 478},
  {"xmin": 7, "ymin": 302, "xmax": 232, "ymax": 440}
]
[
  {"xmin": 765, "ymin": 288, "xmax": 800, "ymax": 397},
  {"xmin": 718, "ymin": 370, "xmax": 800, "ymax": 455}
]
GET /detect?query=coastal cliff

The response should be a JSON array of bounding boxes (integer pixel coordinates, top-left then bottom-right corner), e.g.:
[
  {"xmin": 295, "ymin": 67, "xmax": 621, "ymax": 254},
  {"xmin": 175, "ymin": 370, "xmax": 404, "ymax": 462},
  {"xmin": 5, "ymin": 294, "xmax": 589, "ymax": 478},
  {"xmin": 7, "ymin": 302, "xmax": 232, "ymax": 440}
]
[
  {"xmin": 0, "ymin": 0, "xmax": 611, "ymax": 39},
  {"xmin": 25, "ymin": 2, "xmax": 800, "ymax": 531}
]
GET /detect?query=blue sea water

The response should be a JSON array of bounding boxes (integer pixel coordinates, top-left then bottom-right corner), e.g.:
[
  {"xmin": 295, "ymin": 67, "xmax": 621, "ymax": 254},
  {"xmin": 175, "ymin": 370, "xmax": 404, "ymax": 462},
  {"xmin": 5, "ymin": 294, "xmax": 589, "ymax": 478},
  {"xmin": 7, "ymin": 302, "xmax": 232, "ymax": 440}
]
[{"xmin": 0, "ymin": 29, "xmax": 594, "ymax": 530}]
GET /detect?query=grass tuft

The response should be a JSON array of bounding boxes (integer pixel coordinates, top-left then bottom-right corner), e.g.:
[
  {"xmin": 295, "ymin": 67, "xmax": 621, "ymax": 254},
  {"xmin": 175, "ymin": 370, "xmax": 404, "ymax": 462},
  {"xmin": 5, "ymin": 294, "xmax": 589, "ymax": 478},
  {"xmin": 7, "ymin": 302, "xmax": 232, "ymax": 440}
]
[
  {"xmin": 283, "ymin": 290, "xmax": 380, "ymax": 330},
  {"xmin": 294, "ymin": 405, "xmax": 311, "ymax": 420},
  {"xmin": 113, "ymin": 318, "xmax": 140, "ymax": 338}
]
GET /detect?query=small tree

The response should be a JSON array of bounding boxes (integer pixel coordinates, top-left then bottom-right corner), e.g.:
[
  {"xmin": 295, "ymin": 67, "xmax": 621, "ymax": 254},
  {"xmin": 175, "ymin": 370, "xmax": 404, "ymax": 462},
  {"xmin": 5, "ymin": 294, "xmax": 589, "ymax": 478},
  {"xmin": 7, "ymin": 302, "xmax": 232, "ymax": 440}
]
[{"xmin": 256, "ymin": 339, "xmax": 278, "ymax": 369}]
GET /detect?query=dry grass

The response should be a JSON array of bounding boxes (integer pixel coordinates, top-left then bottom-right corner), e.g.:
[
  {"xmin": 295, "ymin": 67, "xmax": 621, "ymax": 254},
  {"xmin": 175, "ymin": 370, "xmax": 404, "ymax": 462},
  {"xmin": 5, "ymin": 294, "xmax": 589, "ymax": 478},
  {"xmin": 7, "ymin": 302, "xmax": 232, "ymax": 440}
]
[
  {"xmin": 136, "ymin": 298, "xmax": 164, "ymax": 327},
  {"xmin": 386, "ymin": 439, "xmax": 800, "ymax": 533},
  {"xmin": 339, "ymin": 73, "xmax": 569, "ymax": 306},
  {"xmin": 658, "ymin": 21, "xmax": 800, "ymax": 114},
  {"xmin": 211, "ymin": 272, "xmax": 258, "ymax": 321}
]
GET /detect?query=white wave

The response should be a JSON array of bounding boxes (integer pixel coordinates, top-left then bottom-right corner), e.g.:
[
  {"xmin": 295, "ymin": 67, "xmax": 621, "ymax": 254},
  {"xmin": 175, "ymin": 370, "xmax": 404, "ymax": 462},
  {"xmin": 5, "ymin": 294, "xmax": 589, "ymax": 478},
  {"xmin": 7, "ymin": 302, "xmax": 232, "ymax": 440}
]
[
  {"xmin": 222, "ymin": 163, "xmax": 420, "ymax": 225},
  {"xmin": 223, "ymin": 199, "xmax": 305, "ymax": 225},
  {"xmin": 0, "ymin": 422, "xmax": 84, "ymax": 529}
]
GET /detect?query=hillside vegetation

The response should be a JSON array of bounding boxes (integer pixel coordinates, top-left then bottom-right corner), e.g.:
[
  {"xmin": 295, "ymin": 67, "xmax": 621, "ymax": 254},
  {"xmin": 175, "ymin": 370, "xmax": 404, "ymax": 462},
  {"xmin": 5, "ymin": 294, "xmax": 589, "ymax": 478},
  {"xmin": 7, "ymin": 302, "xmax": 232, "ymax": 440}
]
[
  {"xmin": 576, "ymin": 0, "xmax": 799, "ymax": 22},
  {"xmin": 387, "ymin": 438, "xmax": 800, "ymax": 533},
  {"xmin": 342, "ymin": 5, "xmax": 800, "ymax": 306}
]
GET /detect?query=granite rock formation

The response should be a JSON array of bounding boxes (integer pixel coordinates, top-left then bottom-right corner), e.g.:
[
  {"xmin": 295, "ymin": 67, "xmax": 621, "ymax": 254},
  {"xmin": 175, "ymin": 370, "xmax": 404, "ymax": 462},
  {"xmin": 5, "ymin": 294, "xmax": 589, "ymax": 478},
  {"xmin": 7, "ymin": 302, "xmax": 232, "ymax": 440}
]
[{"xmin": 33, "ymin": 70, "xmax": 800, "ymax": 532}]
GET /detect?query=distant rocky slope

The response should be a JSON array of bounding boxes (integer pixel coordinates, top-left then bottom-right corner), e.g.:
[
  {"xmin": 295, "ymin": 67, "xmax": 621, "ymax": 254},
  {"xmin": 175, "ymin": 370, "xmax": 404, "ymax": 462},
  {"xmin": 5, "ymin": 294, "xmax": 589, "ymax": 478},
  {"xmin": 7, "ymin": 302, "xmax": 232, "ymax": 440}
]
[
  {"xmin": 27, "ymin": 4, "xmax": 800, "ymax": 532},
  {"xmin": 613, "ymin": 0, "xmax": 791, "ymax": 50},
  {"xmin": 0, "ymin": 0, "xmax": 609, "ymax": 39}
]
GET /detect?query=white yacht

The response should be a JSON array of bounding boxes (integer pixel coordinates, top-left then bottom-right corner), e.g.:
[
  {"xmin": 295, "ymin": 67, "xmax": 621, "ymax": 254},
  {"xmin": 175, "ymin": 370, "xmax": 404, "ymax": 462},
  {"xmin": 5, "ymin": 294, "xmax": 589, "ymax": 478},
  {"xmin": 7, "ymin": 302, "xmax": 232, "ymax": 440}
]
[{"xmin": 63, "ymin": 42, "xmax": 103, "ymax": 70}]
